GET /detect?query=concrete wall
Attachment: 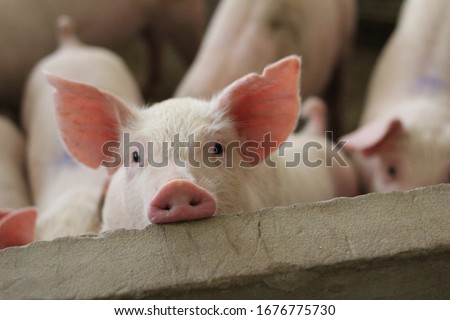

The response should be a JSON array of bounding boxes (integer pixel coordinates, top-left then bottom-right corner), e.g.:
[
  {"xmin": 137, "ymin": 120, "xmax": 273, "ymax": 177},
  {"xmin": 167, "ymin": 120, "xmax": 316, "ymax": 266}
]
[{"xmin": 1, "ymin": 184, "xmax": 449, "ymax": 299}]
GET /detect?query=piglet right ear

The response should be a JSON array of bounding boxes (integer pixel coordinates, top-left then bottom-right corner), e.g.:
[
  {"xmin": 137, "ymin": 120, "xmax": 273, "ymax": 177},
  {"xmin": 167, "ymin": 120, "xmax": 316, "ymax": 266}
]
[
  {"xmin": 215, "ymin": 56, "xmax": 301, "ymax": 163},
  {"xmin": 341, "ymin": 117, "xmax": 403, "ymax": 155},
  {"xmin": 46, "ymin": 73, "xmax": 137, "ymax": 170}
]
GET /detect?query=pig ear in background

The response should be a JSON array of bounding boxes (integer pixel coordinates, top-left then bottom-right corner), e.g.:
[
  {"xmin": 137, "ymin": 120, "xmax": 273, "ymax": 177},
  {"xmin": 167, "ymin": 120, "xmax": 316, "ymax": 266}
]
[
  {"xmin": 46, "ymin": 73, "xmax": 137, "ymax": 171},
  {"xmin": 301, "ymin": 96, "xmax": 328, "ymax": 136},
  {"xmin": 0, "ymin": 208, "xmax": 37, "ymax": 249},
  {"xmin": 216, "ymin": 56, "xmax": 301, "ymax": 163},
  {"xmin": 341, "ymin": 117, "xmax": 403, "ymax": 155}
]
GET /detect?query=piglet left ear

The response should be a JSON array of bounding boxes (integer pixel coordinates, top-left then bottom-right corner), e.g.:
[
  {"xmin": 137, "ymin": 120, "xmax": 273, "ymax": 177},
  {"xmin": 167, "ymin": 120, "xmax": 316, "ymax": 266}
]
[
  {"xmin": 341, "ymin": 117, "xmax": 403, "ymax": 155},
  {"xmin": 216, "ymin": 55, "xmax": 301, "ymax": 163},
  {"xmin": 46, "ymin": 73, "xmax": 137, "ymax": 173}
]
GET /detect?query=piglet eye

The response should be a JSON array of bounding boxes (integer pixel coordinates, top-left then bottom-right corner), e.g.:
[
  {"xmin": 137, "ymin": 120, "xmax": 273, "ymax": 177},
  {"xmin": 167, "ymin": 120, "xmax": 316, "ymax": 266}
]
[
  {"xmin": 132, "ymin": 151, "xmax": 141, "ymax": 163},
  {"xmin": 387, "ymin": 164, "xmax": 397, "ymax": 179},
  {"xmin": 212, "ymin": 142, "xmax": 224, "ymax": 155}
]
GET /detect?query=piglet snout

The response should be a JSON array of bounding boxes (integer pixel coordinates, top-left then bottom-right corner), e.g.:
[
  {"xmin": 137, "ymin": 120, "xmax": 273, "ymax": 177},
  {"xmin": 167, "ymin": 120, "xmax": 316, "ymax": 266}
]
[{"xmin": 149, "ymin": 179, "xmax": 216, "ymax": 224}]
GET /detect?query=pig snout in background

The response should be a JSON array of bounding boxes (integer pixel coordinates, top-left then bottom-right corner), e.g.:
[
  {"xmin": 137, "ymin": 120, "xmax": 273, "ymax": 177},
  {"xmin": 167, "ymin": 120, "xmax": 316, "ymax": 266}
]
[
  {"xmin": 175, "ymin": 0, "xmax": 357, "ymax": 135},
  {"xmin": 49, "ymin": 56, "xmax": 358, "ymax": 232},
  {"xmin": 21, "ymin": 16, "xmax": 143, "ymax": 241},
  {"xmin": 340, "ymin": 0, "xmax": 450, "ymax": 193},
  {"xmin": 0, "ymin": 0, "xmax": 206, "ymax": 121}
]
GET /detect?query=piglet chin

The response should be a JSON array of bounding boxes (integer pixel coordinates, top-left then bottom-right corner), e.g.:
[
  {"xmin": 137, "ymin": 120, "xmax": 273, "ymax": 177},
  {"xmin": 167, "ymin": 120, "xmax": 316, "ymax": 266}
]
[{"xmin": 148, "ymin": 179, "xmax": 216, "ymax": 224}]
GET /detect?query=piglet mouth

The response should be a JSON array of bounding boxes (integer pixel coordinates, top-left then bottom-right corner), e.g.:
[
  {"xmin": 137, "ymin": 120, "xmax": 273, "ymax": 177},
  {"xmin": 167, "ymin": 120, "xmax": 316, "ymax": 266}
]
[{"xmin": 148, "ymin": 179, "xmax": 217, "ymax": 224}]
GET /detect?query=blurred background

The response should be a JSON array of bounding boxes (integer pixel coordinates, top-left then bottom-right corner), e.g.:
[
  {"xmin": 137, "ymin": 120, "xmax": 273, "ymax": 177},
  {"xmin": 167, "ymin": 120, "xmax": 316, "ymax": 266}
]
[
  {"xmin": 0, "ymin": 0, "xmax": 405, "ymax": 137},
  {"xmin": 183, "ymin": 0, "xmax": 405, "ymax": 137},
  {"xmin": 153, "ymin": 0, "xmax": 406, "ymax": 136},
  {"xmin": 340, "ymin": 0, "xmax": 402, "ymax": 135}
]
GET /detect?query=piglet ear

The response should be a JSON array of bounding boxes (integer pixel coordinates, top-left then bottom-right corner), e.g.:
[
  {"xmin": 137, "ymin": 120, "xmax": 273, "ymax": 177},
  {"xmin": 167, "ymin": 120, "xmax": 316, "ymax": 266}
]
[
  {"xmin": 0, "ymin": 208, "xmax": 37, "ymax": 249},
  {"xmin": 301, "ymin": 96, "xmax": 328, "ymax": 136},
  {"xmin": 216, "ymin": 56, "xmax": 301, "ymax": 163},
  {"xmin": 46, "ymin": 73, "xmax": 137, "ymax": 171},
  {"xmin": 341, "ymin": 117, "xmax": 403, "ymax": 155}
]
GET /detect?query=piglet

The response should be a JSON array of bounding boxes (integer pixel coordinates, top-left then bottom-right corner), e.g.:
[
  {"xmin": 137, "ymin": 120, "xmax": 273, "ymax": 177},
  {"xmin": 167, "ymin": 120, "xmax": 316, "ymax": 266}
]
[
  {"xmin": 0, "ymin": 208, "xmax": 37, "ymax": 249},
  {"xmin": 21, "ymin": 16, "xmax": 143, "ymax": 240},
  {"xmin": 48, "ymin": 55, "xmax": 357, "ymax": 231},
  {"xmin": 0, "ymin": 116, "xmax": 30, "ymax": 209},
  {"xmin": 0, "ymin": 116, "xmax": 36, "ymax": 248},
  {"xmin": 341, "ymin": 0, "xmax": 450, "ymax": 193}
]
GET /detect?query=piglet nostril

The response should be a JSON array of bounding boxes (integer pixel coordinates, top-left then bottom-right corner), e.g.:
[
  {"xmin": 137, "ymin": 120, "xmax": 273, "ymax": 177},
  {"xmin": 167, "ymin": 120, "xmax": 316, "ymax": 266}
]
[{"xmin": 189, "ymin": 199, "xmax": 200, "ymax": 206}]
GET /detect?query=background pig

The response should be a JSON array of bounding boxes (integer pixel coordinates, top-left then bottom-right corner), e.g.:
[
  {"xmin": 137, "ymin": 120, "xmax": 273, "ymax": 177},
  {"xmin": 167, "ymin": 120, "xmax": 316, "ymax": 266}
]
[
  {"xmin": 0, "ymin": 116, "xmax": 36, "ymax": 249},
  {"xmin": 0, "ymin": 116, "xmax": 30, "ymax": 209},
  {"xmin": 341, "ymin": 0, "xmax": 450, "ymax": 193},
  {"xmin": 0, "ymin": 0, "xmax": 205, "ymax": 118},
  {"xmin": 175, "ymin": 0, "xmax": 356, "ymax": 132},
  {"xmin": 22, "ymin": 17, "xmax": 143, "ymax": 240},
  {"xmin": 49, "ymin": 56, "xmax": 357, "ymax": 231},
  {"xmin": 0, "ymin": 208, "xmax": 36, "ymax": 249}
]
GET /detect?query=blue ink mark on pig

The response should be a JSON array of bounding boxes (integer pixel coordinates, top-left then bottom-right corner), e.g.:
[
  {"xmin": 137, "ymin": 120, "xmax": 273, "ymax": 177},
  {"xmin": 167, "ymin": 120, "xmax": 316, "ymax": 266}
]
[
  {"xmin": 414, "ymin": 75, "xmax": 448, "ymax": 94},
  {"xmin": 57, "ymin": 149, "xmax": 77, "ymax": 167}
]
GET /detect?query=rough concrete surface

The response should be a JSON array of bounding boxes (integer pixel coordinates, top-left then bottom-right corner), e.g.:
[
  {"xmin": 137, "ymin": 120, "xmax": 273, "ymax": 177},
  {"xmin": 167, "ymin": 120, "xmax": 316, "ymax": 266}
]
[{"xmin": 0, "ymin": 184, "xmax": 449, "ymax": 299}]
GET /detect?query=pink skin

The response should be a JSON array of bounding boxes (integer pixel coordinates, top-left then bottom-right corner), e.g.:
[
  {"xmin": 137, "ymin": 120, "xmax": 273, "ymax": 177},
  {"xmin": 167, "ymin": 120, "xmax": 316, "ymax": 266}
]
[
  {"xmin": 0, "ymin": 208, "xmax": 37, "ymax": 249},
  {"xmin": 301, "ymin": 97, "xmax": 328, "ymax": 136},
  {"xmin": 341, "ymin": 0, "xmax": 450, "ymax": 193},
  {"xmin": 0, "ymin": 0, "xmax": 206, "ymax": 107},
  {"xmin": 49, "ymin": 56, "xmax": 358, "ymax": 232},
  {"xmin": 149, "ymin": 179, "xmax": 216, "ymax": 224},
  {"xmin": 175, "ymin": 0, "xmax": 356, "ymax": 99}
]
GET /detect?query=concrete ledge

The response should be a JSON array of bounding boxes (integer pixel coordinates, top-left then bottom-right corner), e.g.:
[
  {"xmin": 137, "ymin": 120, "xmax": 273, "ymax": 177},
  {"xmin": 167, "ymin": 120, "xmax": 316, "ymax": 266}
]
[{"xmin": 1, "ymin": 184, "xmax": 449, "ymax": 299}]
